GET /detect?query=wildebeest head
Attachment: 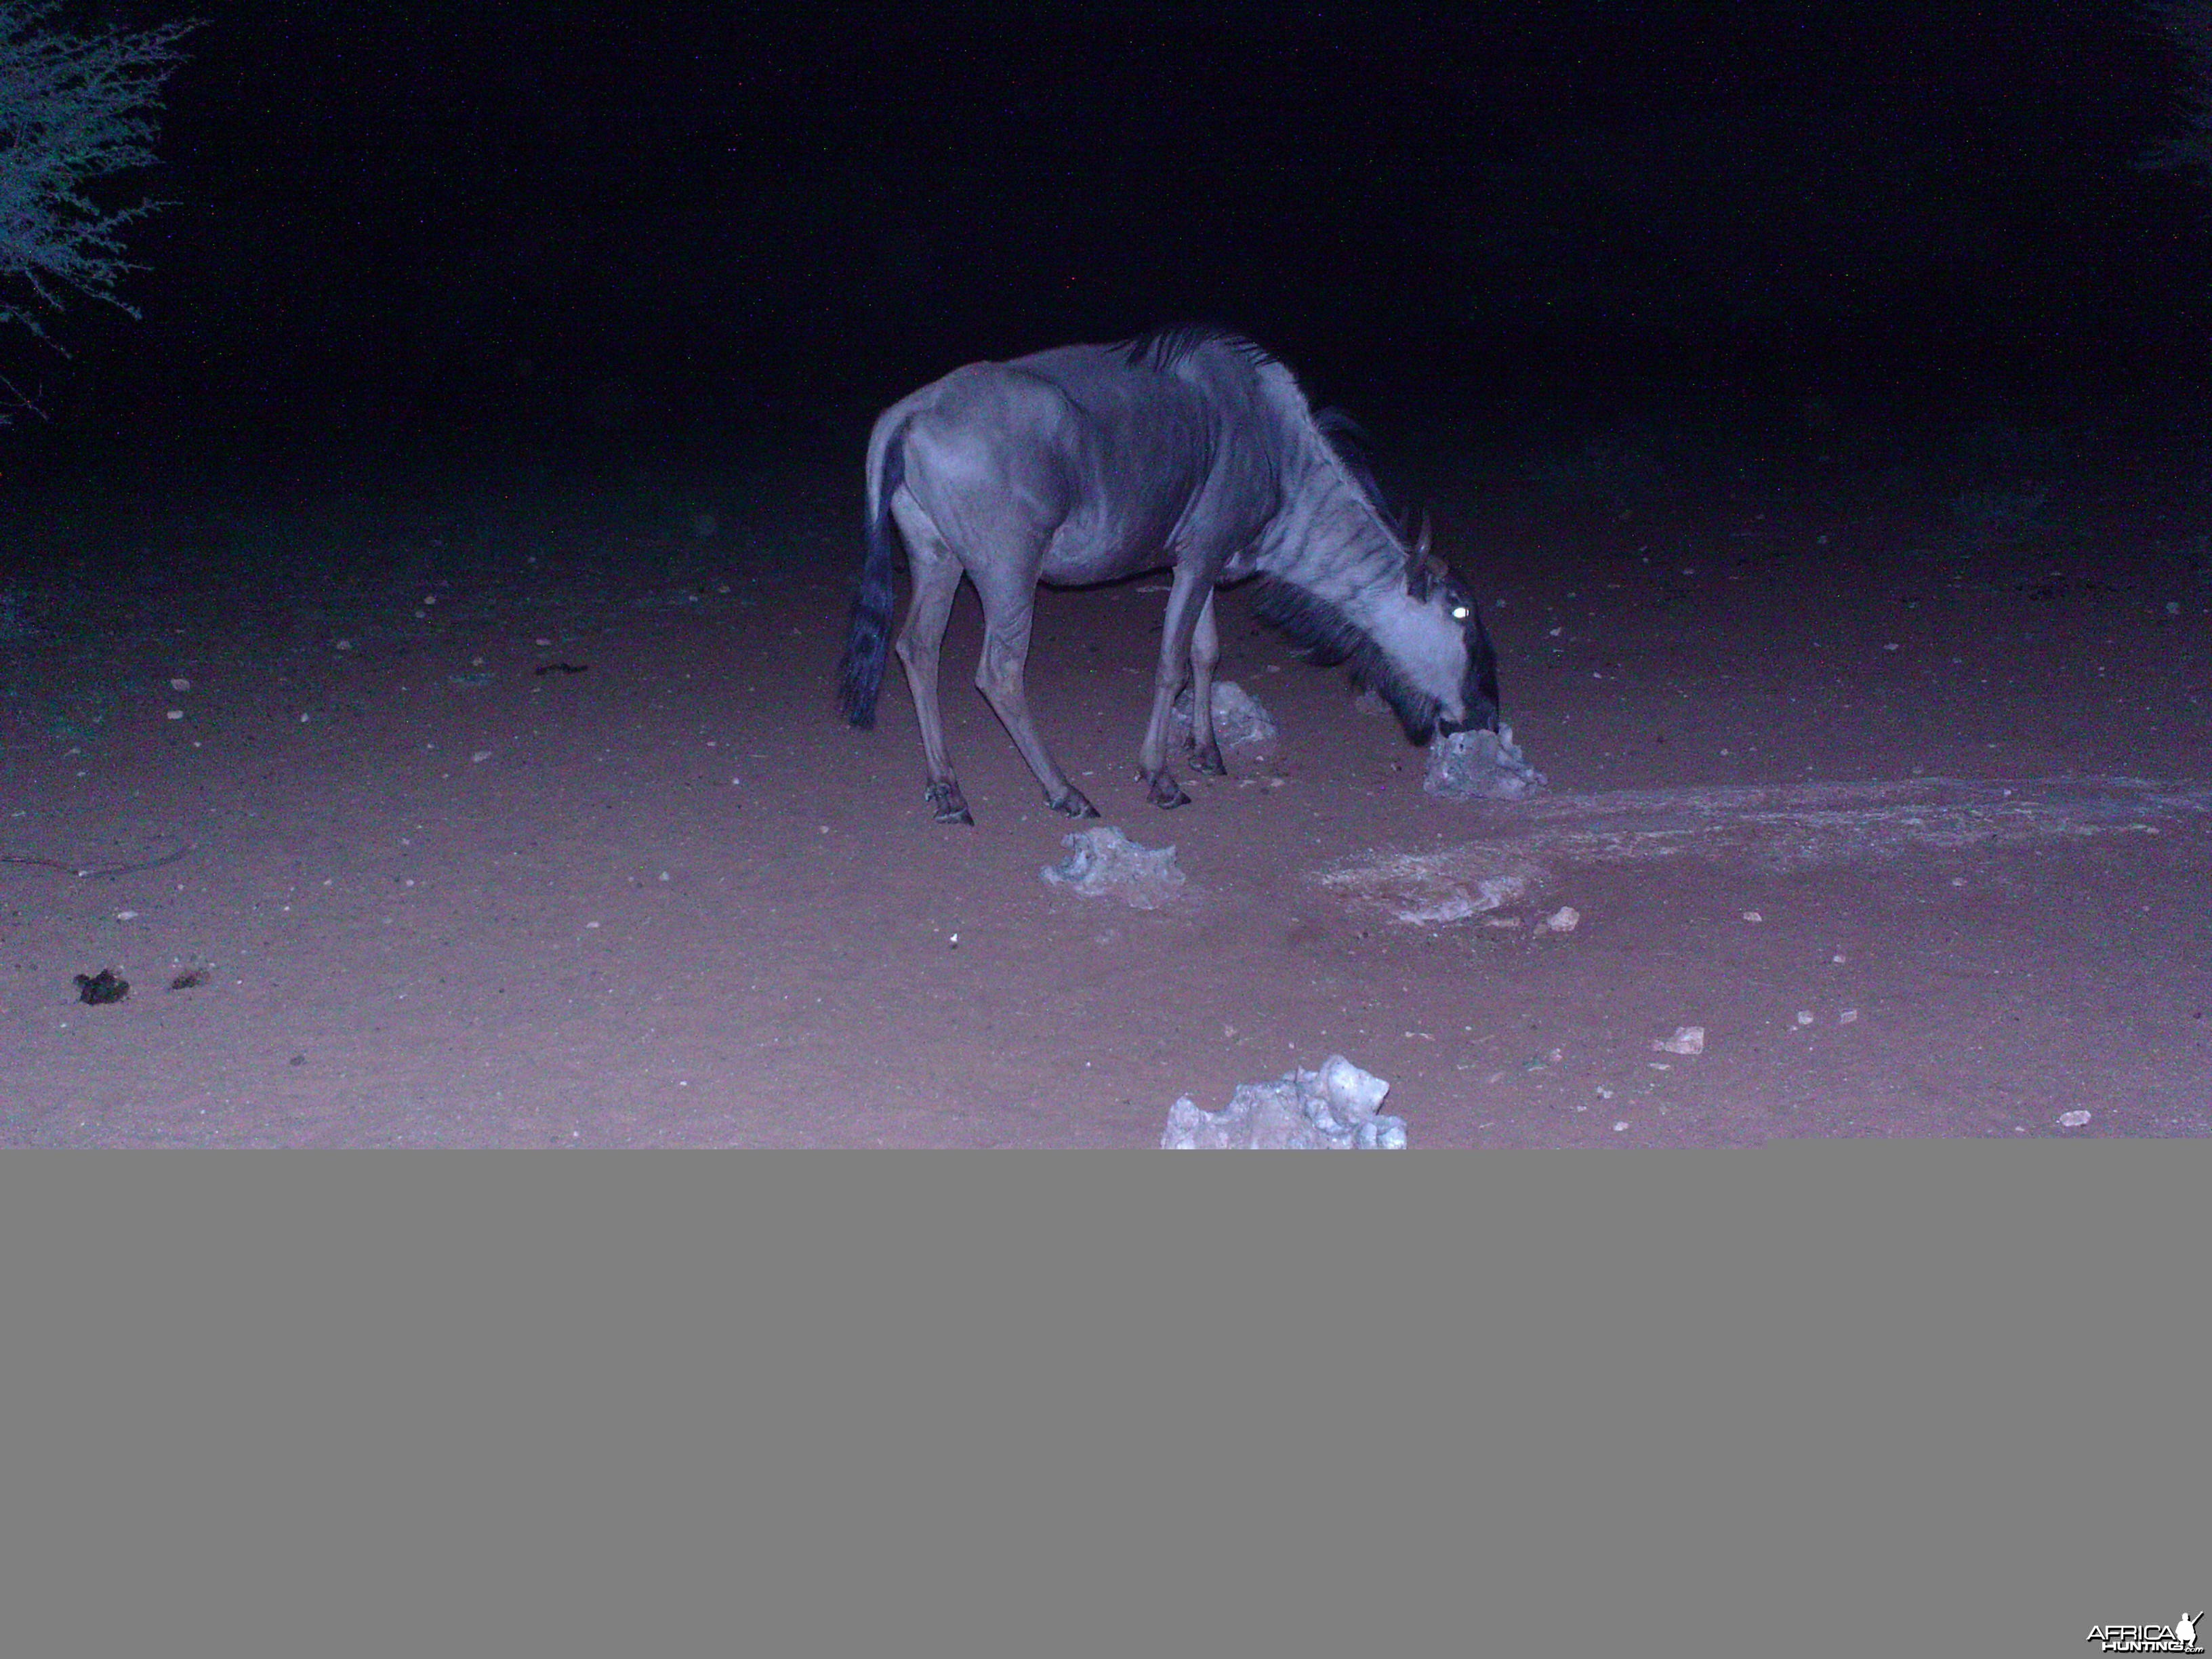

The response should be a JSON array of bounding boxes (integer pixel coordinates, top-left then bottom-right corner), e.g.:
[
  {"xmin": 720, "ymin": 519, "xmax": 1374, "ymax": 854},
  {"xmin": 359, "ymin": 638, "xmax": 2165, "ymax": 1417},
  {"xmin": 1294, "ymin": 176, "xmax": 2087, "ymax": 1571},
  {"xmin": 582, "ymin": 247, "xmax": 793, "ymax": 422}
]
[{"xmin": 1404, "ymin": 519, "xmax": 1501, "ymax": 738}]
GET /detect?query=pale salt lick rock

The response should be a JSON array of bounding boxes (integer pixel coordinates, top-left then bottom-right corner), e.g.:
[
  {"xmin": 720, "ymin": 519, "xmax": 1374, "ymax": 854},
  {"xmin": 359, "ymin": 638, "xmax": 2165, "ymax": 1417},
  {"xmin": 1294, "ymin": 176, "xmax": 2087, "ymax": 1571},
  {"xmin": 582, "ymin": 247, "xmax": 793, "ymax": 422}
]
[
  {"xmin": 1425, "ymin": 724, "xmax": 1546, "ymax": 801},
  {"xmin": 1395, "ymin": 874, "xmax": 1529, "ymax": 926},
  {"xmin": 1041, "ymin": 826, "xmax": 1187, "ymax": 910},
  {"xmin": 1162, "ymin": 1055, "xmax": 1408, "ymax": 1149},
  {"xmin": 1169, "ymin": 680, "xmax": 1279, "ymax": 749}
]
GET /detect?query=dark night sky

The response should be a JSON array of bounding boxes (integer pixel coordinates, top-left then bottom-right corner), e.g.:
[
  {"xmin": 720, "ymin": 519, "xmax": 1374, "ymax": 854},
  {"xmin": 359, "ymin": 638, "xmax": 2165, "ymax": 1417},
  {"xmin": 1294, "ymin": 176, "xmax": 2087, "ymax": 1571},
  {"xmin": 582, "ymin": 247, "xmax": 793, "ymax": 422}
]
[{"xmin": 43, "ymin": 0, "xmax": 2212, "ymax": 453}]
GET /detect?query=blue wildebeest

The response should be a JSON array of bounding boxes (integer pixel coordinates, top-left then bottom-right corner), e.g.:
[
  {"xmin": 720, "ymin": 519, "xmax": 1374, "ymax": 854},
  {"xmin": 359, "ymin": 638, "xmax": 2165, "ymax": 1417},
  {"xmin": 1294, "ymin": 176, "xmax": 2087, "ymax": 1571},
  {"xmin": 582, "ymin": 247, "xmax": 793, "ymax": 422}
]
[{"xmin": 838, "ymin": 326, "xmax": 1500, "ymax": 825}]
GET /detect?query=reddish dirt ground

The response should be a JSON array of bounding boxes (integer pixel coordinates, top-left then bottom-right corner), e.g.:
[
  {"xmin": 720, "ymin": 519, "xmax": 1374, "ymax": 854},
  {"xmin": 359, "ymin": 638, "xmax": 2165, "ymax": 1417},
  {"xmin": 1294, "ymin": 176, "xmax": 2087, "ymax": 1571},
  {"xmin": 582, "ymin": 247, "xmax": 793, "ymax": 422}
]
[{"xmin": 3, "ymin": 431, "xmax": 2207, "ymax": 1145}]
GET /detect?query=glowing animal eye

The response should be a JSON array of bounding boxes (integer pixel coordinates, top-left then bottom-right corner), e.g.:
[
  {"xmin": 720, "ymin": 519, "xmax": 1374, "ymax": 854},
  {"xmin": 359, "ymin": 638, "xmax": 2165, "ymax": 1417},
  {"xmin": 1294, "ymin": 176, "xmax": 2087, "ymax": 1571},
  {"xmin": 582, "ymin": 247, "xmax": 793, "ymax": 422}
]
[{"xmin": 1450, "ymin": 606, "xmax": 1470, "ymax": 619}]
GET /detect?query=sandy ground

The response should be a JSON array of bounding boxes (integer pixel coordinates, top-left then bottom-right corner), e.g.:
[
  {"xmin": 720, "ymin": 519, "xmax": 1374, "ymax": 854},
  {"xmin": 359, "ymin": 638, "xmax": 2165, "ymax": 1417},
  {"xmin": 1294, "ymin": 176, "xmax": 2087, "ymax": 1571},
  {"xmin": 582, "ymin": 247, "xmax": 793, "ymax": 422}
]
[{"xmin": 3, "ymin": 424, "xmax": 2207, "ymax": 1145}]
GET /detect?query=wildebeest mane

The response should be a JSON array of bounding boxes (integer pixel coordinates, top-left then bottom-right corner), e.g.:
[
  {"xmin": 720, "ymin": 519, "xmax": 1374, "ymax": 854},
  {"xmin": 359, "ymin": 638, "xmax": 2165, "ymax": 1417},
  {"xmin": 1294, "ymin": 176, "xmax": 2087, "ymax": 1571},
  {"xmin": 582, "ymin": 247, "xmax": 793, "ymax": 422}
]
[
  {"xmin": 1249, "ymin": 575, "xmax": 1441, "ymax": 743},
  {"xmin": 1120, "ymin": 323, "xmax": 1282, "ymax": 377},
  {"xmin": 1311, "ymin": 406, "xmax": 1414, "ymax": 541},
  {"xmin": 1126, "ymin": 327, "xmax": 1416, "ymax": 538}
]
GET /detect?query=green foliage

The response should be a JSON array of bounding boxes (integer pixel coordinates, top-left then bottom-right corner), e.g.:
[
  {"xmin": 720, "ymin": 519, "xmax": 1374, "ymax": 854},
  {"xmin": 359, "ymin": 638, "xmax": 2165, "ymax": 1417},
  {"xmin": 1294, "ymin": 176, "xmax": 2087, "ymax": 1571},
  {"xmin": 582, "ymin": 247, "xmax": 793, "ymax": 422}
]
[
  {"xmin": 0, "ymin": 2, "xmax": 194, "ymax": 356},
  {"xmin": 2145, "ymin": 1, "xmax": 2212, "ymax": 189}
]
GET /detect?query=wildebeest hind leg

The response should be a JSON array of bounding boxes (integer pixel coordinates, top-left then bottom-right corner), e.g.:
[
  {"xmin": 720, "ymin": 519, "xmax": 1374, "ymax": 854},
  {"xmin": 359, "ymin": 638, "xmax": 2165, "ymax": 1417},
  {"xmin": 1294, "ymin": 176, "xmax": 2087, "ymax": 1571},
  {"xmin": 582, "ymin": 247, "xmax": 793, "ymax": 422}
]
[
  {"xmin": 972, "ymin": 579, "xmax": 1099, "ymax": 819},
  {"xmin": 889, "ymin": 514, "xmax": 974, "ymax": 825}
]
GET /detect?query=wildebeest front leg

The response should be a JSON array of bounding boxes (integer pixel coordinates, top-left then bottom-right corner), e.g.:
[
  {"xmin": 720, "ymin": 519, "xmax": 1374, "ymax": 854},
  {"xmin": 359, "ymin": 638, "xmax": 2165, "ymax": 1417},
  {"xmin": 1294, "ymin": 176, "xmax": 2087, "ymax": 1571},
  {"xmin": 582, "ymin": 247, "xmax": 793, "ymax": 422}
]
[
  {"xmin": 889, "ymin": 509, "xmax": 974, "ymax": 825},
  {"xmin": 972, "ymin": 578, "xmax": 1099, "ymax": 819},
  {"xmin": 1136, "ymin": 568, "xmax": 1213, "ymax": 808},
  {"xmin": 1185, "ymin": 592, "xmax": 1227, "ymax": 777}
]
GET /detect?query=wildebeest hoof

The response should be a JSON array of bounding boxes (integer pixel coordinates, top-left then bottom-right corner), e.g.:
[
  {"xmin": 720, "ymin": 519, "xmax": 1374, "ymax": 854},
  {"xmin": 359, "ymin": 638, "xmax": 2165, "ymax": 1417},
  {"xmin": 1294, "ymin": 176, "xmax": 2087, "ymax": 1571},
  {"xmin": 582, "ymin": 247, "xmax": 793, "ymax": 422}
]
[
  {"xmin": 926, "ymin": 781, "xmax": 975, "ymax": 825},
  {"xmin": 1145, "ymin": 772, "xmax": 1193, "ymax": 809},
  {"xmin": 1189, "ymin": 741, "xmax": 1228, "ymax": 777},
  {"xmin": 1048, "ymin": 786, "xmax": 1101, "ymax": 819}
]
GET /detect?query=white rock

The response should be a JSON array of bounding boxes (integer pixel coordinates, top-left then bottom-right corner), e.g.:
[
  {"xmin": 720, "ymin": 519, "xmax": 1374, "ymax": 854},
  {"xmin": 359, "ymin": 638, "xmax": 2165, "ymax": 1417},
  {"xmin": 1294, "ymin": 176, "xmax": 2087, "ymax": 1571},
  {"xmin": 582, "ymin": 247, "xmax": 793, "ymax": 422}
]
[
  {"xmin": 1042, "ymin": 827, "xmax": 1186, "ymax": 910},
  {"xmin": 1169, "ymin": 680, "xmax": 1279, "ymax": 748},
  {"xmin": 1425, "ymin": 724, "xmax": 1547, "ymax": 801},
  {"xmin": 1162, "ymin": 1055, "xmax": 1406, "ymax": 1149}
]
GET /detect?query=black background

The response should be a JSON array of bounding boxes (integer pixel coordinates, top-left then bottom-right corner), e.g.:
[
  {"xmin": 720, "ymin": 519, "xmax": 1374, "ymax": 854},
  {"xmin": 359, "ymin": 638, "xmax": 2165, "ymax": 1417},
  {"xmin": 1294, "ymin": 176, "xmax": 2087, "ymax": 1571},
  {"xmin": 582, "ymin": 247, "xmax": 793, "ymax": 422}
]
[{"xmin": 25, "ymin": 0, "xmax": 2211, "ymax": 468}]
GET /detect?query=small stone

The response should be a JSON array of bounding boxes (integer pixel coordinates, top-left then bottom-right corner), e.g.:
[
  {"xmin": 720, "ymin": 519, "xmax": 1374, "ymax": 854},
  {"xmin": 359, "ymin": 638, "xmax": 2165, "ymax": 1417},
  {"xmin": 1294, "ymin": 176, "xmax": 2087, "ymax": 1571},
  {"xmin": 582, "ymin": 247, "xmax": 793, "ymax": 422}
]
[
  {"xmin": 1317, "ymin": 1054, "xmax": 1389, "ymax": 1125},
  {"xmin": 2057, "ymin": 1110, "xmax": 2091, "ymax": 1128},
  {"xmin": 1654, "ymin": 1025, "xmax": 1705, "ymax": 1056}
]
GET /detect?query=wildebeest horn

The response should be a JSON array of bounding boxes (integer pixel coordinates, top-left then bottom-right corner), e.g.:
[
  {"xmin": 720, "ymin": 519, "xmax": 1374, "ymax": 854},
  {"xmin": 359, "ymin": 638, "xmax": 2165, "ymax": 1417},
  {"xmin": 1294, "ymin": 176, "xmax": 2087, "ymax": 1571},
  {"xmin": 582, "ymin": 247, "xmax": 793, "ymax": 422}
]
[{"xmin": 1406, "ymin": 514, "xmax": 1449, "ymax": 598}]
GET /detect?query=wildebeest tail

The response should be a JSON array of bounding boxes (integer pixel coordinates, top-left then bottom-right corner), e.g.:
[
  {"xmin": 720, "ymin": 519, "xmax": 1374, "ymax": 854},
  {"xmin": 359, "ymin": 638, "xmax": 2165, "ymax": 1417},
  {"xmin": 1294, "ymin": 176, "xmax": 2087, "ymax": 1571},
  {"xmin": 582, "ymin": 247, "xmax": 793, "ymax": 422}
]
[{"xmin": 838, "ymin": 415, "xmax": 908, "ymax": 729}]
